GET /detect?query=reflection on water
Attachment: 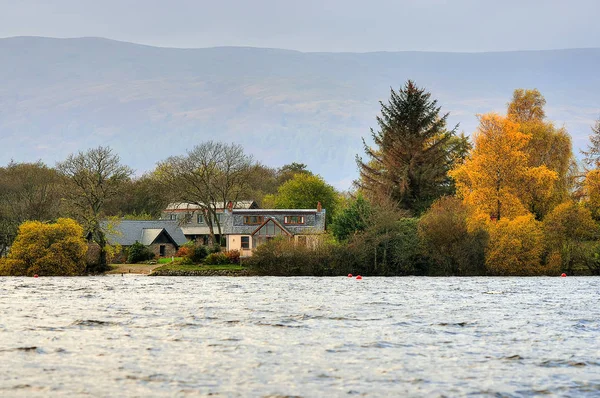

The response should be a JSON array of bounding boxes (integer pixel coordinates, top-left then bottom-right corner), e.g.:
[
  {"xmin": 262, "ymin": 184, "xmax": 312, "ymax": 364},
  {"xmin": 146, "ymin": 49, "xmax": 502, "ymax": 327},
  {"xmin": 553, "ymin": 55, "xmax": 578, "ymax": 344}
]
[{"xmin": 1, "ymin": 276, "xmax": 599, "ymax": 396}]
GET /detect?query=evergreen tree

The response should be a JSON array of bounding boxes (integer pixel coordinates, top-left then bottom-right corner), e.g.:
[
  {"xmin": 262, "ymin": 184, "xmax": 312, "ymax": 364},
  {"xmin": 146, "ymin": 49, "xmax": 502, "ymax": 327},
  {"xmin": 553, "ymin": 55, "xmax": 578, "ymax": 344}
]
[
  {"xmin": 356, "ymin": 80, "xmax": 460, "ymax": 214},
  {"xmin": 582, "ymin": 116, "xmax": 600, "ymax": 168}
]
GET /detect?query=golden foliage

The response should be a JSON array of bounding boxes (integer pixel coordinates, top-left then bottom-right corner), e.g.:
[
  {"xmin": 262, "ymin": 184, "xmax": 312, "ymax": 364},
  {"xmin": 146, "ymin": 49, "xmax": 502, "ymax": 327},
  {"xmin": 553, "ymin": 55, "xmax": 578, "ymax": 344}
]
[
  {"xmin": 584, "ymin": 169, "xmax": 600, "ymax": 220},
  {"xmin": 507, "ymin": 88, "xmax": 546, "ymax": 123},
  {"xmin": 450, "ymin": 113, "xmax": 557, "ymax": 221},
  {"xmin": 543, "ymin": 201, "xmax": 597, "ymax": 274},
  {"xmin": 485, "ymin": 214, "xmax": 547, "ymax": 276},
  {"xmin": 0, "ymin": 218, "xmax": 87, "ymax": 276}
]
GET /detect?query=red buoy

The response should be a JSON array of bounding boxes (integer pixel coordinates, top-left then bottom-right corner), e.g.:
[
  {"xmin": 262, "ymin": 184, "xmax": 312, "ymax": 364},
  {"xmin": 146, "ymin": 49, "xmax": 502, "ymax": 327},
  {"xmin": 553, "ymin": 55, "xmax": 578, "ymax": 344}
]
[
  {"xmin": 348, "ymin": 274, "xmax": 353, "ymax": 278},
  {"xmin": 356, "ymin": 275, "xmax": 362, "ymax": 280},
  {"xmin": 33, "ymin": 274, "xmax": 38, "ymax": 278},
  {"xmin": 561, "ymin": 273, "xmax": 567, "ymax": 277}
]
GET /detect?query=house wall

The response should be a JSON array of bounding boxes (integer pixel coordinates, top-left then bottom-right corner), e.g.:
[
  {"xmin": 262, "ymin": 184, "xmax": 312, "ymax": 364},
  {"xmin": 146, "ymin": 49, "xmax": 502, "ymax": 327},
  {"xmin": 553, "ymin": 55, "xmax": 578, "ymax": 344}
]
[
  {"xmin": 226, "ymin": 235, "xmax": 253, "ymax": 257},
  {"xmin": 148, "ymin": 243, "xmax": 178, "ymax": 258}
]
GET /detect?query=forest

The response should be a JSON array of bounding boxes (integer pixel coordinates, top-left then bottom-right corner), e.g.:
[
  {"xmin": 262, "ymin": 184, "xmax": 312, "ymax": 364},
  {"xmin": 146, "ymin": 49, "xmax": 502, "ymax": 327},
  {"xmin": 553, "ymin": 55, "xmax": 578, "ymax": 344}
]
[{"xmin": 2, "ymin": 81, "xmax": 600, "ymax": 276}]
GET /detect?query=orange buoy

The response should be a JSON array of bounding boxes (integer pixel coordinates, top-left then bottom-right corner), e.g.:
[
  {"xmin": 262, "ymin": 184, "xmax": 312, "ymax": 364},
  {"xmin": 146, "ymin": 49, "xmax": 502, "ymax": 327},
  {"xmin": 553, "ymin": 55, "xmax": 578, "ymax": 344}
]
[
  {"xmin": 561, "ymin": 273, "xmax": 567, "ymax": 277},
  {"xmin": 356, "ymin": 275, "xmax": 362, "ymax": 280},
  {"xmin": 33, "ymin": 274, "xmax": 38, "ymax": 278},
  {"xmin": 348, "ymin": 274, "xmax": 353, "ymax": 278}
]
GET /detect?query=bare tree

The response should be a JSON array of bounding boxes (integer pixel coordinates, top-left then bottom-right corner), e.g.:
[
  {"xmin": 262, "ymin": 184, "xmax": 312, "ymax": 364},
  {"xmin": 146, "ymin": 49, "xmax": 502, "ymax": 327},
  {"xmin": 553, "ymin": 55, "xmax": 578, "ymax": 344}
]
[
  {"xmin": 0, "ymin": 162, "xmax": 63, "ymax": 256},
  {"xmin": 57, "ymin": 147, "xmax": 132, "ymax": 271},
  {"xmin": 156, "ymin": 141, "xmax": 254, "ymax": 244}
]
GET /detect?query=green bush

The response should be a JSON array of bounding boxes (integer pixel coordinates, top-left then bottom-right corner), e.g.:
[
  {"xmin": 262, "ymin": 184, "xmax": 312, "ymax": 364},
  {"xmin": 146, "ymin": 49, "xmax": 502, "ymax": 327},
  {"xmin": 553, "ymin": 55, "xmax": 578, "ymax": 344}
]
[
  {"xmin": 204, "ymin": 252, "xmax": 229, "ymax": 265},
  {"xmin": 188, "ymin": 245, "xmax": 208, "ymax": 263},
  {"xmin": 127, "ymin": 241, "xmax": 155, "ymax": 263},
  {"xmin": 245, "ymin": 237, "xmax": 342, "ymax": 276}
]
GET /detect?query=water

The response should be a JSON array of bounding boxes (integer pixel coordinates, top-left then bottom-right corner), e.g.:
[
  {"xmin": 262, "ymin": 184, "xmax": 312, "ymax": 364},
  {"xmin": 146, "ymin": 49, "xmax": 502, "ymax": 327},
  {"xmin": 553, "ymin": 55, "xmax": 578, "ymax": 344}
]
[{"xmin": 1, "ymin": 276, "xmax": 599, "ymax": 397}]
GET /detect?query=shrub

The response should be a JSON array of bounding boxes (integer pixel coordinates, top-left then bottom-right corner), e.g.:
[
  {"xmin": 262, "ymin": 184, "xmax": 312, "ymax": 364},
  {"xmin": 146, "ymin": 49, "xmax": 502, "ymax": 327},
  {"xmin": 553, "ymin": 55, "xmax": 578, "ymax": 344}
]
[
  {"xmin": 245, "ymin": 237, "xmax": 342, "ymax": 276},
  {"xmin": 127, "ymin": 241, "xmax": 155, "ymax": 263},
  {"xmin": 175, "ymin": 245, "xmax": 192, "ymax": 258},
  {"xmin": 418, "ymin": 197, "xmax": 488, "ymax": 276},
  {"xmin": 0, "ymin": 218, "xmax": 87, "ymax": 276},
  {"xmin": 224, "ymin": 250, "xmax": 240, "ymax": 264},
  {"xmin": 188, "ymin": 245, "xmax": 208, "ymax": 263},
  {"xmin": 205, "ymin": 252, "xmax": 229, "ymax": 265}
]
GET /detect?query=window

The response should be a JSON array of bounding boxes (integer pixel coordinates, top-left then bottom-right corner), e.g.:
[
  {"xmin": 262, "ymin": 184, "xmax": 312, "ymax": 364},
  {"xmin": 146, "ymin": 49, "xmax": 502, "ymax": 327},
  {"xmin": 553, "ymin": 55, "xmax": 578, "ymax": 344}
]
[
  {"xmin": 241, "ymin": 236, "xmax": 250, "ymax": 249},
  {"xmin": 214, "ymin": 213, "xmax": 222, "ymax": 223},
  {"xmin": 244, "ymin": 216, "xmax": 264, "ymax": 225},
  {"xmin": 169, "ymin": 214, "xmax": 177, "ymax": 221},
  {"xmin": 284, "ymin": 216, "xmax": 305, "ymax": 225},
  {"xmin": 197, "ymin": 214, "xmax": 204, "ymax": 224}
]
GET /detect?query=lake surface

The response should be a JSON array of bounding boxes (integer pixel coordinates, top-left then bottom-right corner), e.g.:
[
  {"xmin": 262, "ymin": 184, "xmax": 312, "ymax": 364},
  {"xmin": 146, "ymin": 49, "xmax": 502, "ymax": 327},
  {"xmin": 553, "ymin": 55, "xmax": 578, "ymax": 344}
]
[{"xmin": 1, "ymin": 276, "xmax": 599, "ymax": 397}]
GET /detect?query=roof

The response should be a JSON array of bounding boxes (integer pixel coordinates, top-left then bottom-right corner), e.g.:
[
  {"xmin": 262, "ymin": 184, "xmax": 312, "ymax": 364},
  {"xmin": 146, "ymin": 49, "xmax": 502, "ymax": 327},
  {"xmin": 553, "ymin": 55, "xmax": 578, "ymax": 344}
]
[
  {"xmin": 165, "ymin": 200, "xmax": 258, "ymax": 211},
  {"xmin": 233, "ymin": 209, "xmax": 321, "ymax": 214},
  {"xmin": 102, "ymin": 220, "xmax": 188, "ymax": 246}
]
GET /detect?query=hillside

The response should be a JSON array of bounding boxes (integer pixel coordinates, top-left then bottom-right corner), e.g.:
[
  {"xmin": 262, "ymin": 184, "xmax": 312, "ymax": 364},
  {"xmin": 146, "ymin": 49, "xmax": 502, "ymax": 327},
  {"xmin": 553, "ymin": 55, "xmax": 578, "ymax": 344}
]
[{"xmin": 1, "ymin": 36, "xmax": 599, "ymax": 187}]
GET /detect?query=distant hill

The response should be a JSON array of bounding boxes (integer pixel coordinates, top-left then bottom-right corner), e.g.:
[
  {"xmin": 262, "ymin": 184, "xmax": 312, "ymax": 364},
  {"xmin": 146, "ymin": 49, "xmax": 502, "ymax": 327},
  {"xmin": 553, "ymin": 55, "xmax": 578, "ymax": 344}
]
[{"xmin": 1, "ymin": 36, "xmax": 599, "ymax": 188}]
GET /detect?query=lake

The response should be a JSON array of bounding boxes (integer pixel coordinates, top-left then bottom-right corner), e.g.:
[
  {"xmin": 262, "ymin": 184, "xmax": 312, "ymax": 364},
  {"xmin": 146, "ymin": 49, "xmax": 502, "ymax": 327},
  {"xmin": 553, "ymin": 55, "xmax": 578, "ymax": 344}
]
[{"xmin": 1, "ymin": 276, "xmax": 599, "ymax": 396}]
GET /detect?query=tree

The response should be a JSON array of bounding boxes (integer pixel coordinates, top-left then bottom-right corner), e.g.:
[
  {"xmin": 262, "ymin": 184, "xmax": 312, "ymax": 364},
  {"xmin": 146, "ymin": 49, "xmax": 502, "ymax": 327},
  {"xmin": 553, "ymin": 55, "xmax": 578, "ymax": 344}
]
[
  {"xmin": 418, "ymin": 196, "xmax": 487, "ymax": 275},
  {"xmin": 507, "ymin": 89, "xmax": 574, "ymax": 219},
  {"xmin": 57, "ymin": 147, "xmax": 133, "ymax": 272},
  {"xmin": 330, "ymin": 194, "xmax": 372, "ymax": 241},
  {"xmin": 582, "ymin": 116, "xmax": 600, "ymax": 168},
  {"xmin": 543, "ymin": 202, "xmax": 597, "ymax": 275},
  {"xmin": 450, "ymin": 113, "xmax": 557, "ymax": 221},
  {"xmin": 507, "ymin": 88, "xmax": 546, "ymax": 123},
  {"xmin": 0, "ymin": 218, "xmax": 87, "ymax": 276},
  {"xmin": 584, "ymin": 169, "xmax": 600, "ymax": 220},
  {"xmin": 268, "ymin": 173, "xmax": 338, "ymax": 223},
  {"xmin": 156, "ymin": 141, "xmax": 255, "ymax": 243},
  {"xmin": 485, "ymin": 214, "xmax": 546, "ymax": 276},
  {"xmin": 356, "ymin": 80, "xmax": 461, "ymax": 214},
  {"xmin": 276, "ymin": 162, "xmax": 312, "ymax": 185},
  {"xmin": 0, "ymin": 162, "xmax": 63, "ymax": 256},
  {"xmin": 104, "ymin": 174, "xmax": 170, "ymax": 219}
]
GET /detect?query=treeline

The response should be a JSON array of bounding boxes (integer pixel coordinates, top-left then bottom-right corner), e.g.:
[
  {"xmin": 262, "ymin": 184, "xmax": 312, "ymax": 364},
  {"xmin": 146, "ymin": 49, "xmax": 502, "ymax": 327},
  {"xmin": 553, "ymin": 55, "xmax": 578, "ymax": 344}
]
[
  {"xmin": 0, "ymin": 141, "xmax": 338, "ymax": 274},
  {"xmin": 2, "ymin": 80, "xmax": 600, "ymax": 277},
  {"xmin": 249, "ymin": 82, "xmax": 600, "ymax": 276}
]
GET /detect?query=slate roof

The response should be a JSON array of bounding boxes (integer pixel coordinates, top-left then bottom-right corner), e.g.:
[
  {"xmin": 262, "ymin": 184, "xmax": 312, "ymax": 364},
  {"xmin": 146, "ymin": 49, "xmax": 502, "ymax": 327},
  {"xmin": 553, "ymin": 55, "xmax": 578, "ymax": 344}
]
[
  {"xmin": 102, "ymin": 220, "xmax": 188, "ymax": 246},
  {"xmin": 164, "ymin": 200, "xmax": 258, "ymax": 211}
]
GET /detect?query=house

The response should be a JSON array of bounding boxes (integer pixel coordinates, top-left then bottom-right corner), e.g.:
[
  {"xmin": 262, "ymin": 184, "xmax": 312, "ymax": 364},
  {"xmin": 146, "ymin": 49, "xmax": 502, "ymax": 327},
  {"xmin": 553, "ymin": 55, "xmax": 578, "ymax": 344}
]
[
  {"xmin": 161, "ymin": 200, "xmax": 258, "ymax": 244},
  {"xmin": 223, "ymin": 202, "xmax": 327, "ymax": 257},
  {"xmin": 155, "ymin": 200, "xmax": 327, "ymax": 256},
  {"xmin": 102, "ymin": 220, "xmax": 188, "ymax": 258}
]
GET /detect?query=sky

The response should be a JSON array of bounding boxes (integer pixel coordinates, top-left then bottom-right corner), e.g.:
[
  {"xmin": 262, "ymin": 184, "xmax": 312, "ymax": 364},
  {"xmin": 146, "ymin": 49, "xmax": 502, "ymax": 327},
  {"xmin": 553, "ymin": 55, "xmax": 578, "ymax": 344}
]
[{"xmin": 1, "ymin": 0, "xmax": 599, "ymax": 52}]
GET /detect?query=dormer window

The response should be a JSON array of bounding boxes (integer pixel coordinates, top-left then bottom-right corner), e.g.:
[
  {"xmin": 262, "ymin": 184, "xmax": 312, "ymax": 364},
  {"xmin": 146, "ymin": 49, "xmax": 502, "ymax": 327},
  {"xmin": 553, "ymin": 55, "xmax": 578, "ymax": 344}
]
[
  {"xmin": 244, "ymin": 216, "xmax": 264, "ymax": 225},
  {"xmin": 284, "ymin": 216, "xmax": 305, "ymax": 225}
]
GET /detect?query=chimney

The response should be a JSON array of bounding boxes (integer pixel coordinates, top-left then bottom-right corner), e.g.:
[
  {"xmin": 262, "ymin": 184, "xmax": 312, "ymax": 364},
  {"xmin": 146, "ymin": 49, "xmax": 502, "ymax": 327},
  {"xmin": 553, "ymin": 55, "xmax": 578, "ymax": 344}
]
[
  {"xmin": 317, "ymin": 201, "xmax": 322, "ymax": 212},
  {"xmin": 227, "ymin": 201, "xmax": 233, "ymax": 212}
]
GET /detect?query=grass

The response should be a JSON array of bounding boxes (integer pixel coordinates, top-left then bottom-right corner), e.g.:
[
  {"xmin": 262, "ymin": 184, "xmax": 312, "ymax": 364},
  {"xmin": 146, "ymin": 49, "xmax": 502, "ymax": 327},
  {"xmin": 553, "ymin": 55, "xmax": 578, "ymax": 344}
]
[{"xmin": 157, "ymin": 257, "xmax": 183, "ymax": 264}]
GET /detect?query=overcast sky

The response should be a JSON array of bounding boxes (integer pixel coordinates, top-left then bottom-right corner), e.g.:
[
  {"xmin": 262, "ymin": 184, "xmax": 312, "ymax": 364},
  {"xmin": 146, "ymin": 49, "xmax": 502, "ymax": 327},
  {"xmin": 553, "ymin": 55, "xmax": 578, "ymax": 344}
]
[{"xmin": 1, "ymin": 0, "xmax": 599, "ymax": 52}]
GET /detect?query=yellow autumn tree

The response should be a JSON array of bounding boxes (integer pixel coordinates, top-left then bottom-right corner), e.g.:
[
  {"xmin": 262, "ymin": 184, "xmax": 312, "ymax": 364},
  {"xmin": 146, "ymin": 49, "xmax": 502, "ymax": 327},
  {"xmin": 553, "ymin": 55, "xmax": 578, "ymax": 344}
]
[
  {"xmin": 485, "ymin": 214, "xmax": 547, "ymax": 276},
  {"xmin": 584, "ymin": 169, "xmax": 600, "ymax": 220},
  {"xmin": 543, "ymin": 202, "xmax": 597, "ymax": 274},
  {"xmin": 0, "ymin": 218, "xmax": 87, "ymax": 276},
  {"xmin": 507, "ymin": 89, "xmax": 574, "ymax": 219},
  {"xmin": 450, "ymin": 113, "xmax": 557, "ymax": 221}
]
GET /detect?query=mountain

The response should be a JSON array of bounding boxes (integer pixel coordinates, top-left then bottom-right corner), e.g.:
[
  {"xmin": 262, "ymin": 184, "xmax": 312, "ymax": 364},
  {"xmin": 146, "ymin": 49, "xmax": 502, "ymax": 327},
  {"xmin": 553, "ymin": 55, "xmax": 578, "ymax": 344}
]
[{"xmin": 1, "ymin": 36, "xmax": 599, "ymax": 188}]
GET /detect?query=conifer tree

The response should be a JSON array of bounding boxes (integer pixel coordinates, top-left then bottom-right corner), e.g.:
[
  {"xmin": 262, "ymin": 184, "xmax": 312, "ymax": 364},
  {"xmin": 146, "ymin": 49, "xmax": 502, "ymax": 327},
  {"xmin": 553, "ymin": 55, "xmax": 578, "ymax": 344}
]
[
  {"xmin": 582, "ymin": 116, "xmax": 600, "ymax": 168},
  {"xmin": 356, "ymin": 80, "xmax": 461, "ymax": 214}
]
